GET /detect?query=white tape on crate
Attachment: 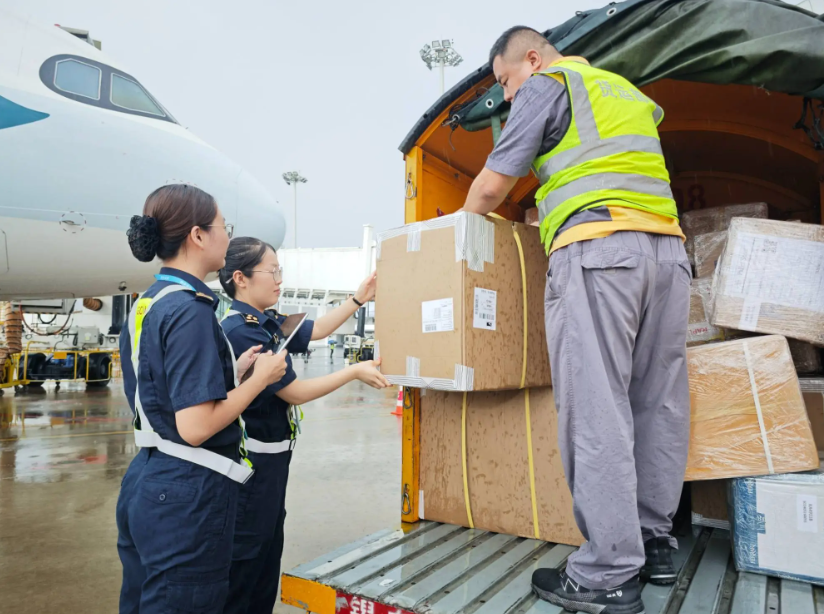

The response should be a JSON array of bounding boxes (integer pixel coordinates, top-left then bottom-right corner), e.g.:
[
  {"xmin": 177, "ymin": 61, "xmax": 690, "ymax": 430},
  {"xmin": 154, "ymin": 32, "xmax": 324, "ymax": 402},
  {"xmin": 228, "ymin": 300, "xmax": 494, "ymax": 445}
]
[
  {"xmin": 376, "ymin": 212, "xmax": 495, "ymax": 272},
  {"xmin": 386, "ymin": 363, "xmax": 475, "ymax": 391}
]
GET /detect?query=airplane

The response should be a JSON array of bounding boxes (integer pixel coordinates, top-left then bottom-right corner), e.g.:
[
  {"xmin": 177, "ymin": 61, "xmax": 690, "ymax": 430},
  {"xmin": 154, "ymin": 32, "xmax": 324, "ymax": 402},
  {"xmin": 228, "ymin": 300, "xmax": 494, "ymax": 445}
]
[{"xmin": 0, "ymin": 8, "xmax": 287, "ymax": 301}]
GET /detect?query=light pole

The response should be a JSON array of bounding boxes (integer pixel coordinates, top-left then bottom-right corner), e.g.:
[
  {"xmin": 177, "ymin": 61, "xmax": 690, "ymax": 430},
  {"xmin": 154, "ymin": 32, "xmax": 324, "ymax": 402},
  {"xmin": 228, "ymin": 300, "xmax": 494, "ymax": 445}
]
[
  {"xmin": 420, "ymin": 39, "xmax": 463, "ymax": 94},
  {"xmin": 282, "ymin": 171, "xmax": 307, "ymax": 249}
]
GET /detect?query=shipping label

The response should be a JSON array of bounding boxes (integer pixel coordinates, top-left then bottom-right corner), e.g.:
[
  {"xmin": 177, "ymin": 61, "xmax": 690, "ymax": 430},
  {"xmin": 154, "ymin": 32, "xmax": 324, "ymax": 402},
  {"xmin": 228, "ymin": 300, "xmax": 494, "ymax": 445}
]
[
  {"xmin": 798, "ymin": 494, "xmax": 818, "ymax": 533},
  {"xmin": 421, "ymin": 298, "xmax": 454, "ymax": 333},
  {"xmin": 725, "ymin": 232, "xmax": 824, "ymax": 313},
  {"xmin": 473, "ymin": 288, "xmax": 497, "ymax": 330}
]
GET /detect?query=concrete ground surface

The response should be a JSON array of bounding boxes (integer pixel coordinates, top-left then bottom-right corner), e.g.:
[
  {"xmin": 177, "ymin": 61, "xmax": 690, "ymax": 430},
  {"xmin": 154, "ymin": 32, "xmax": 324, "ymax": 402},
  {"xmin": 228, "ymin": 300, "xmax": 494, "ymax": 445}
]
[{"xmin": 0, "ymin": 352, "xmax": 401, "ymax": 613}]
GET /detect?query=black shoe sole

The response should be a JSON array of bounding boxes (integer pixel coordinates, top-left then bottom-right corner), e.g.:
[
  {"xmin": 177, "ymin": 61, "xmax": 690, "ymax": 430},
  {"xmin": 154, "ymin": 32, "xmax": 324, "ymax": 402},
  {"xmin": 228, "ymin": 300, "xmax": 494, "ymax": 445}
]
[
  {"xmin": 641, "ymin": 573, "xmax": 677, "ymax": 586},
  {"xmin": 532, "ymin": 583, "xmax": 646, "ymax": 614}
]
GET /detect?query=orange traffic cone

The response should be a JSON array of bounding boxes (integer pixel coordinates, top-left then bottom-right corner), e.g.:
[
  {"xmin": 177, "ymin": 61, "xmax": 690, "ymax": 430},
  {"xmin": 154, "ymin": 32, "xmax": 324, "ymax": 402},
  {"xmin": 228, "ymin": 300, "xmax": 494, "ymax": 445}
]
[{"xmin": 391, "ymin": 387, "xmax": 404, "ymax": 416}]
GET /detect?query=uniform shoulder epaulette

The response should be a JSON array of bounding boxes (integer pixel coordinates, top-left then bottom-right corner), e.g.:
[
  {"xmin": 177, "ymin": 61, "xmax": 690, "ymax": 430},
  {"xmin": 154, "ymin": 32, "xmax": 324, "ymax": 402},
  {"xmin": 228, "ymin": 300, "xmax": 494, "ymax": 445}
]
[
  {"xmin": 194, "ymin": 292, "xmax": 214, "ymax": 303},
  {"xmin": 243, "ymin": 313, "xmax": 260, "ymax": 325}
]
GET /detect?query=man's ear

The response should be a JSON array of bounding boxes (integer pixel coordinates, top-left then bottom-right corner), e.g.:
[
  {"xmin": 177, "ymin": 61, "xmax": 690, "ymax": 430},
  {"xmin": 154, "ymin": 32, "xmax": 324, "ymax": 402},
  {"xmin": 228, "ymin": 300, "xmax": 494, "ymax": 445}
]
[{"xmin": 527, "ymin": 49, "xmax": 543, "ymax": 71}]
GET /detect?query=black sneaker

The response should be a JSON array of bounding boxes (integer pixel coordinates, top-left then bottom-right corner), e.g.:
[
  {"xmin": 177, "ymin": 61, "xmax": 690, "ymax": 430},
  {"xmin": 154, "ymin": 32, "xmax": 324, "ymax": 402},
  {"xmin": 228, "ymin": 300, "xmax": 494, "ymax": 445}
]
[
  {"xmin": 531, "ymin": 568, "xmax": 645, "ymax": 614},
  {"xmin": 640, "ymin": 537, "xmax": 677, "ymax": 585}
]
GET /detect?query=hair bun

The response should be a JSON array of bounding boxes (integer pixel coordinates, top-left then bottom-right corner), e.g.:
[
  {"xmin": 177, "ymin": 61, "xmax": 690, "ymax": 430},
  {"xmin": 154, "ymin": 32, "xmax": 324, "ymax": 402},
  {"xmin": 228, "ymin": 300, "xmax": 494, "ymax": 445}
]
[{"xmin": 127, "ymin": 215, "xmax": 160, "ymax": 262}]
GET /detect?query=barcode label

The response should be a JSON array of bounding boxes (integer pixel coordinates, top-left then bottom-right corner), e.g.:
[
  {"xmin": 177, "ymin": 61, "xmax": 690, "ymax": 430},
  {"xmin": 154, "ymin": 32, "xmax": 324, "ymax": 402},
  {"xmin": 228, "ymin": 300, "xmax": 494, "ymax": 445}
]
[
  {"xmin": 473, "ymin": 288, "xmax": 497, "ymax": 331},
  {"xmin": 422, "ymin": 298, "xmax": 454, "ymax": 334}
]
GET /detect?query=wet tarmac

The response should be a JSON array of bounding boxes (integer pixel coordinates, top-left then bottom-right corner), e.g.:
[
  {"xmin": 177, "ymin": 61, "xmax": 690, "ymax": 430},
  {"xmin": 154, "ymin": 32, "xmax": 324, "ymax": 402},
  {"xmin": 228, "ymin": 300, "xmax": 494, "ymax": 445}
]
[{"xmin": 0, "ymin": 352, "xmax": 401, "ymax": 613}]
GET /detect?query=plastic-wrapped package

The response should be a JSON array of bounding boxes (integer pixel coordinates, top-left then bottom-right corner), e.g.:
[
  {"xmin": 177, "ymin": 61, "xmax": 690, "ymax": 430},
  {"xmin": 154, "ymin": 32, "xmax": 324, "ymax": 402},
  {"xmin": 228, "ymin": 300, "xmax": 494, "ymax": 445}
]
[
  {"xmin": 685, "ymin": 335, "xmax": 820, "ymax": 481},
  {"xmin": 688, "ymin": 279, "xmax": 725, "ymax": 346},
  {"xmin": 789, "ymin": 339, "xmax": 823, "ymax": 374},
  {"xmin": 693, "ymin": 231, "xmax": 728, "ymax": 278},
  {"xmin": 730, "ymin": 467, "xmax": 824, "ymax": 585},
  {"xmin": 710, "ymin": 218, "xmax": 824, "ymax": 345},
  {"xmin": 524, "ymin": 207, "xmax": 539, "ymax": 227},
  {"xmin": 681, "ymin": 203, "xmax": 768, "ymax": 264}
]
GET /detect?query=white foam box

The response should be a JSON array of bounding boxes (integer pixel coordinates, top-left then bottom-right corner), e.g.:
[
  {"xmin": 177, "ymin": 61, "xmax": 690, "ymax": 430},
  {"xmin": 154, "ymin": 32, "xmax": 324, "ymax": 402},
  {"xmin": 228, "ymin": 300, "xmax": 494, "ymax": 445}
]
[{"xmin": 730, "ymin": 467, "xmax": 824, "ymax": 585}]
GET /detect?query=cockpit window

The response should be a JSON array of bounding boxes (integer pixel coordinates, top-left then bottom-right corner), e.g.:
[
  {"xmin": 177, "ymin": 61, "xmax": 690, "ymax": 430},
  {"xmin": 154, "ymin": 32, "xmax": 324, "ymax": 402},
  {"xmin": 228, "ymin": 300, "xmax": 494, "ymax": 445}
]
[
  {"xmin": 54, "ymin": 59, "xmax": 101, "ymax": 100},
  {"xmin": 111, "ymin": 74, "xmax": 164, "ymax": 116},
  {"xmin": 40, "ymin": 54, "xmax": 177, "ymax": 124}
]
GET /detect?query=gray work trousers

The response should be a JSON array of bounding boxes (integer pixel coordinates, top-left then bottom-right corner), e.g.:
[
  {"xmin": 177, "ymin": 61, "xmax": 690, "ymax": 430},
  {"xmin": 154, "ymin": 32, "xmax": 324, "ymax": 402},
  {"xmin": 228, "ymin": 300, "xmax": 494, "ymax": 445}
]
[{"xmin": 545, "ymin": 231, "xmax": 691, "ymax": 589}]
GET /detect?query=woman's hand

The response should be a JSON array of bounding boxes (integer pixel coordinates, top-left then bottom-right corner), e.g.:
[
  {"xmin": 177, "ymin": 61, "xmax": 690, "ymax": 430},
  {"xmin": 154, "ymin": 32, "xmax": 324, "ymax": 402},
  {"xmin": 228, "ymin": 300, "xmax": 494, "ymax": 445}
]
[
  {"xmin": 354, "ymin": 271, "xmax": 377, "ymax": 304},
  {"xmin": 353, "ymin": 358, "xmax": 390, "ymax": 389},
  {"xmin": 236, "ymin": 345, "xmax": 262, "ymax": 381},
  {"xmin": 252, "ymin": 350, "xmax": 289, "ymax": 386}
]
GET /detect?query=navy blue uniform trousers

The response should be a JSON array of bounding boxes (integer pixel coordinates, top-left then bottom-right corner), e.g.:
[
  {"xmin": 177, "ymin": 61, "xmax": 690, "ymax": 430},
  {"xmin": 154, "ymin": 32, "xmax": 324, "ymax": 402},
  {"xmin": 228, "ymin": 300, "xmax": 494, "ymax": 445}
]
[
  {"xmin": 224, "ymin": 450, "xmax": 292, "ymax": 614},
  {"xmin": 117, "ymin": 449, "xmax": 239, "ymax": 613}
]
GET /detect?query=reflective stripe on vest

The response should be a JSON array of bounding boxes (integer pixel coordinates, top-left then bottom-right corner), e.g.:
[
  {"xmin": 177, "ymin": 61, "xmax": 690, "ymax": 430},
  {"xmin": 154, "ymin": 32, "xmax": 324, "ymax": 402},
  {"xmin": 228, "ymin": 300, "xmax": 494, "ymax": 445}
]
[
  {"xmin": 531, "ymin": 62, "xmax": 675, "ymax": 250},
  {"xmin": 129, "ymin": 285, "xmax": 254, "ymax": 483},
  {"xmin": 221, "ymin": 309, "xmax": 298, "ymax": 454}
]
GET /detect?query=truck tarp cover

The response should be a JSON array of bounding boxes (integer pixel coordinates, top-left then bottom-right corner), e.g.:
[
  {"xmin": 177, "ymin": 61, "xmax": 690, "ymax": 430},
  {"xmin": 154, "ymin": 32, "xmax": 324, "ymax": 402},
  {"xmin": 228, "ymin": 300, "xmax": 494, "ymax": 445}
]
[
  {"xmin": 561, "ymin": 0, "xmax": 824, "ymax": 98},
  {"xmin": 400, "ymin": 0, "xmax": 824, "ymax": 152}
]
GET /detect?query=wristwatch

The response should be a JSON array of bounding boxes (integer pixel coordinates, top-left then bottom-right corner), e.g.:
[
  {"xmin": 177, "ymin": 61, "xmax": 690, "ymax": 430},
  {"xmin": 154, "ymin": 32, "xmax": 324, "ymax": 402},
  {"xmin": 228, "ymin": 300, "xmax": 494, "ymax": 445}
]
[{"xmin": 352, "ymin": 296, "xmax": 364, "ymax": 307}]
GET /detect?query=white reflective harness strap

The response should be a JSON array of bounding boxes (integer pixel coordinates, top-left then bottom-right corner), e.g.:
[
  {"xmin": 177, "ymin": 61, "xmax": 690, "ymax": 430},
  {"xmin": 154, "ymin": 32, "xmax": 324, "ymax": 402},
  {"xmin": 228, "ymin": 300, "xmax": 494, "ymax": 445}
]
[
  {"xmin": 245, "ymin": 437, "xmax": 296, "ymax": 454},
  {"xmin": 129, "ymin": 286, "xmax": 253, "ymax": 484},
  {"xmin": 222, "ymin": 309, "xmax": 297, "ymax": 455}
]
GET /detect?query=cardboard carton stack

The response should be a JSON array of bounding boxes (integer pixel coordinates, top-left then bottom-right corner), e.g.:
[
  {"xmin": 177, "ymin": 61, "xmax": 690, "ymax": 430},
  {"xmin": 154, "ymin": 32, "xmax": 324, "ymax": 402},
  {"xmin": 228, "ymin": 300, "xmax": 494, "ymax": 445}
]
[
  {"xmin": 681, "ymin": 202, "xmax": 768, "ymax": 268},
  {"xmin": 376, "ymin": 212, "xmax": 822, "ymax": 555}
]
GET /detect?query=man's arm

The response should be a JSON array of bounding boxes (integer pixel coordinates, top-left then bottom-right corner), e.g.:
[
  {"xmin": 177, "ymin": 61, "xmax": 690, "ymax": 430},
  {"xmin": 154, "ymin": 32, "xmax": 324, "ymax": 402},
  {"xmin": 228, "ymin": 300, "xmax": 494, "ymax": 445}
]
[
  {"xmin": 460, "ymin": 76, "xmax": 569, "ymax": 215},
  {"xmin": 462, "ymin": 168, "xmax": 519, "ymax": 215}
]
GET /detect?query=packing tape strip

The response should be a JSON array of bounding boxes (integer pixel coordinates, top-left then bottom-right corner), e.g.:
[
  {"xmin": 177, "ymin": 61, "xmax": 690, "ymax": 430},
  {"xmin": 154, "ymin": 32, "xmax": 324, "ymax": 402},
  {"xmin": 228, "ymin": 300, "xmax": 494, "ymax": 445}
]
[
  {"xmin": 743, "ymin": 341, "xmax": 774, "ymax": 474},
  {"xmin": 376, "ymin": 213, "xmax": 494, "ymax": 272},
  {"xmin": 406, "ymin": 356, "xmax": 420, "ymax": 378},
  {"xmin": 386, "ymin": 364, "xmax": 475, "ymax": 391}
]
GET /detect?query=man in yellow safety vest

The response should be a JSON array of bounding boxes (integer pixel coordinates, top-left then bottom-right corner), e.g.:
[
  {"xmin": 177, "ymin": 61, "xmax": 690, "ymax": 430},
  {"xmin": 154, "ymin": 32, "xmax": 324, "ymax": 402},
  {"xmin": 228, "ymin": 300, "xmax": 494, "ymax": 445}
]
[{"xmin": 460, "ymin": 26, "xmax": 691, "ymax": 614}]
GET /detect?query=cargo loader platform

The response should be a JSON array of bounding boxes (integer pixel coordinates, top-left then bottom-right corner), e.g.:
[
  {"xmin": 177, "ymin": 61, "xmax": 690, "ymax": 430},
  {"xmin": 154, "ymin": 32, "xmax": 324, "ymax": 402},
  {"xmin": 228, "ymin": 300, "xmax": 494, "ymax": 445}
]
[{"xmin": 282, "ymin": 521, "xmax": 822, "ymax": 614}]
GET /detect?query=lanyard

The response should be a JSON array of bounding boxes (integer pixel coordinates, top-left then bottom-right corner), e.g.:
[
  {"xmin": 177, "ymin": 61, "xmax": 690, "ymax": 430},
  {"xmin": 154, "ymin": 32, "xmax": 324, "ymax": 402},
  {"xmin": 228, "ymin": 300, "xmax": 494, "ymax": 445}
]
[{"xmin": 154, "ymin": 273, "xmax": 196, "ymax": 292}]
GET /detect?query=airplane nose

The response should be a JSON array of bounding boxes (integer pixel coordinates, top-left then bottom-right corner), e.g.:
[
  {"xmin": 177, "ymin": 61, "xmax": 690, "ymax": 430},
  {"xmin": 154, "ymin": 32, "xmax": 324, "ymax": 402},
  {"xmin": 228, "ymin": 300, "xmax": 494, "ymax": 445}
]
[{"xmin": 236, "ymin": 170, "xmax": 287, "ymax": 249}]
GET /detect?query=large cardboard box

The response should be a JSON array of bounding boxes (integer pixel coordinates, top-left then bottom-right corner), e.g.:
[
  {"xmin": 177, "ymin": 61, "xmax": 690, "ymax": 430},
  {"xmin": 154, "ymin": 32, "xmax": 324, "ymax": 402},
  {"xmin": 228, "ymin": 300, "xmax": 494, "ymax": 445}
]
[
  {"xmin": 730, "ymin": 467, "xmax": 824, "ymax": 585},
  {"xmin": 419, "ymin": 387, "xmax": 584, "ymax": 546},
  {"xmin": 375, "ymin": 213, "xmax": 551, "ymax": 391},
  {"xmin": 688, "ymin": 279, "xmax": 725, "ymax": 346},
  {"xmin": 789, "ymin": 340, "xmax": 823, "ymax": 374},
  {"xmin": 681, "ymin": 202, "xmax": 768, "ymax": 265},
  {"xmin": 685, "ymin": 336, "xmax": 820, "ymax": 481},
  {"xmin": 710, "ymin": 218, "xmax": 824, "ymax": 346},
  {"xmin": 693, "ymin": 231, "xmax": 727, "ymax": 279},
  {"xmin": 805, "ymin": 392, "xmax": 824, "ymax": 453}
]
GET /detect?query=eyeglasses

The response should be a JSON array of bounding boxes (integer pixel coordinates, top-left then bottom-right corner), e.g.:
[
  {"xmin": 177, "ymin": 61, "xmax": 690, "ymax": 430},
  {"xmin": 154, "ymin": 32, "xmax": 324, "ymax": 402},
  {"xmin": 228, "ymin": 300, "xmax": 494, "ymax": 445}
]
[
  {"xmin": 206, "ymin": 223, "xmax": 234, "ymax": 239},
  {"xmin": 251, "ymin": 266, "xmax": 283, "ymax": 282}
]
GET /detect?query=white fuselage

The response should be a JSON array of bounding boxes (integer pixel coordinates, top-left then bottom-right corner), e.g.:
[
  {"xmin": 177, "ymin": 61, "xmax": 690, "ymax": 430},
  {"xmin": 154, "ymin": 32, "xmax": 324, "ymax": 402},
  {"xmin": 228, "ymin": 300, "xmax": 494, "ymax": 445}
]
[{"xmin": 0, "ymin": 10, "xmax": 286, "ymax": 300}]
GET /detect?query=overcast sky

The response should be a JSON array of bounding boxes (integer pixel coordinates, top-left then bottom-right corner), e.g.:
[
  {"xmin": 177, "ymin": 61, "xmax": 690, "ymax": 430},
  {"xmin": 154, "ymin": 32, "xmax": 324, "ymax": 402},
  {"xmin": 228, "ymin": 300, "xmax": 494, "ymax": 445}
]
[{"xmin": 9, "ymin": 0, "xmax": 602, "ymax": 248}]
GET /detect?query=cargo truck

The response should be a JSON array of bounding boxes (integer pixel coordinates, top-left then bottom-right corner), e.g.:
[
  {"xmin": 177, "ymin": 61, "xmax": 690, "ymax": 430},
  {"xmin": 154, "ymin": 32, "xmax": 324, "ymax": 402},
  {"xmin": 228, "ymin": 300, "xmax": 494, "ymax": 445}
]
[{"xmin": 281, "ymin": 2, "xmax": 824, "ymax": 612}]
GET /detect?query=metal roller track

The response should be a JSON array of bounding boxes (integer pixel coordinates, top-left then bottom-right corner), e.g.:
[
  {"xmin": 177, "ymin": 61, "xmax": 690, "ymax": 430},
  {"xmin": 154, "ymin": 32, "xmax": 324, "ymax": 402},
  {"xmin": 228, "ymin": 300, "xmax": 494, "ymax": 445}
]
[{"xmin": 284, "ymin": 522, "xmax": 823, "ymax": 614}]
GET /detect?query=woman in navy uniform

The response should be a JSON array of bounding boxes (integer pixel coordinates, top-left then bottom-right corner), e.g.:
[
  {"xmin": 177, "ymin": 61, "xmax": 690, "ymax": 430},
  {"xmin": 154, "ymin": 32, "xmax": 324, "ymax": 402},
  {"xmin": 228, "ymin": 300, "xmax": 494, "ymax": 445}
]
[
  {"xmin": 116, "ymin": 185, "xmax": 289, "ymax": 614},
  {"xmin": 218, "ymin": 237, "xmax": 388, "ymax": 614}
]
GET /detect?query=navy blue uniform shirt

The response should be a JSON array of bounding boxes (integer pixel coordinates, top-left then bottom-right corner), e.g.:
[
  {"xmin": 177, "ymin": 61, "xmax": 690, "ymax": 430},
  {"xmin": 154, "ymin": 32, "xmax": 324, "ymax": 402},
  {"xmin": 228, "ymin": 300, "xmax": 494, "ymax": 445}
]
[
  {"xmin": 120, "ymin": 267, "xmax": 241, "ymax": 453},
  {"xmin": 221, "ymin": 300, "xmax": 313, "ymax": 443}
]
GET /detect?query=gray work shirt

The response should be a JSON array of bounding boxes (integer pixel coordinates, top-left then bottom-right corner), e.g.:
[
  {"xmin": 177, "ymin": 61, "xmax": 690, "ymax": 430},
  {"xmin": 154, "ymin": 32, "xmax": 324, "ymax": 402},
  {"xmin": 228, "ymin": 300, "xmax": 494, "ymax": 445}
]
[{"xmin": 485, "ymin": 75, "xmax": 570, "ymax": 177}]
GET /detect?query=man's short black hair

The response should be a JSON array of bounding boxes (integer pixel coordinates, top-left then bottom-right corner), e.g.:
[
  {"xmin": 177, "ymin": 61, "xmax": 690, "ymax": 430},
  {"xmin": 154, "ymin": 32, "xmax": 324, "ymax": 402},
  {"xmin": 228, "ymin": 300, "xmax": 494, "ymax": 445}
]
[{"xmin": 489, "ymin": 26, "xmax": 551, "ymax": 65}]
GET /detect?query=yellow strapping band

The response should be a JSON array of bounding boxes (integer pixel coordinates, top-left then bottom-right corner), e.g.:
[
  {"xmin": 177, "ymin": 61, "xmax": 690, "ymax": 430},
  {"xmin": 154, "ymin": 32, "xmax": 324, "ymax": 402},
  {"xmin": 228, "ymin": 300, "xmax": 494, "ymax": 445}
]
[
  {"xmin": 524, "ymin": 389, "xmax": 540, "ymax": 538},
  {"xmin": 461, "ymin": 390, "xmax": 474, "ymax": 528},
  {"xmin": 463, "ymin": 213, "xmax": 538, "ymax": 539}
]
